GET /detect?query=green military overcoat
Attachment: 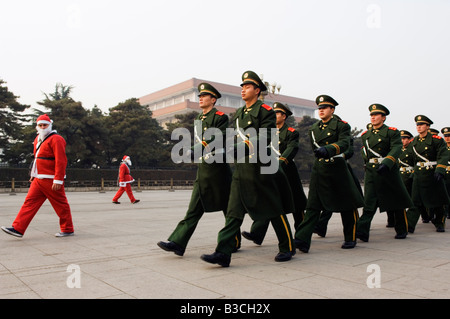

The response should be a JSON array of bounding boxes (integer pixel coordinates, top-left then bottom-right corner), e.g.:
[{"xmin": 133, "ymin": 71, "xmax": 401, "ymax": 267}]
[
  {"xmin": 361, "ymin": 125, "xmax": 413, "ymax": 212},
  {"xmin": 446, "ymin": 145, "xmax": 450, "ymax": 198},
  {"xmin": 191, "ymin": 108, "xmax": 232, "ymax": 212},
  {"xmin": 398, "ymin": 143, "xmax": 415, "ymax": 193},
  {"xmin": 277, "ymin": 123, "xmax": 307, "ymax": 216},
  {"xmin": 226, "ymin": 100, "xmax": 295, "ymax": 221},
  {"xmin": 306, "ymin": 116, "xmax": 364, "ymax": 212},
  {"xmin": 410, "ymin": 132, "xmax": 450, "ymax": 208}
]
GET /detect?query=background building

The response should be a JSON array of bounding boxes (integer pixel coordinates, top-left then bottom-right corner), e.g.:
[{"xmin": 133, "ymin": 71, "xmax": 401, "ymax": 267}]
[{"xmin": 139, "ymin": 78, "xmax": 317, "ymax": 127}]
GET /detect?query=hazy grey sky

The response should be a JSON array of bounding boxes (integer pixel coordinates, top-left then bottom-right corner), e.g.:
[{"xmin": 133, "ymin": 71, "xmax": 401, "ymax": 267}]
[{"xmin": 1, "ymin": 0, "xmax": 449, "ymax": 134}]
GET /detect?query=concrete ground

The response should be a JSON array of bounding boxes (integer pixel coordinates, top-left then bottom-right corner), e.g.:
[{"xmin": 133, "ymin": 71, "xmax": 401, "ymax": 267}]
[{"xmin": 1, "ymin": 189, "xmax": 449, "ymax": 300}]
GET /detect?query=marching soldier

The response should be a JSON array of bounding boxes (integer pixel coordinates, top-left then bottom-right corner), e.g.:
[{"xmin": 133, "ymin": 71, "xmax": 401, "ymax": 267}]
[
  {"xmin": 313, "ymin": 134, "xmax": 362, "ymax": 237},
  {"xmin": 442, "ymin": 127, "xmax": 450, "ymax": 219},
  {"xmin": 398, "ymin": 130, "xmax": 414, "ymax": 196},
  {"xmin": 386, "ymin": 130, "xmax": 415, "ymax": 228},
  {"xmin": 157, "ymin": 83, "xmax": 239, "ymax": 256},
  {"xmin": 407, "ymin": 116, "xmax": 449, "ymax": 233},
  {"xmin": 201, "ymin": 71, "xmax": 295, "ymax": 267},
  {"xmin": 356, "ymin": 104, "xmax": 413, "ymax": 242},
  {"xmin": 294, "ymin": 95, "xmax": 364, "ymax": 253},
  {"xmin": 241, "ymin": 102, "xmax": 307, "ymax": 245}
]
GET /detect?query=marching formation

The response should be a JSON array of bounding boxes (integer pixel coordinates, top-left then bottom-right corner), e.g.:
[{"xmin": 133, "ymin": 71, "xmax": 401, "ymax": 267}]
[
  {"xmin": 158, "ymin": 70, "xmax": 450, "ymax": 267},
  {"xmin": 2, "ymin": 70, "xmax": 449, "ymax": 270}
]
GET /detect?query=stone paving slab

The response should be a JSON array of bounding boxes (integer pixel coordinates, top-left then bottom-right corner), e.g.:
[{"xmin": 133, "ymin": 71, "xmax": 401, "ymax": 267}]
[{"xmin": 1, "ymin": 189, "xmax": 449, "ymax": 301}]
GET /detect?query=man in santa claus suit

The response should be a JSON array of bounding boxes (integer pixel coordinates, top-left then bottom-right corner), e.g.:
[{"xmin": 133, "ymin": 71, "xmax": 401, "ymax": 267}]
[
  {"xmin": 1, "ymin": 114, "xmax": 74, "ymax": 238},
  {"xmin": 112, "ymin": 155, "xmax": 140, "ymax": 204}
]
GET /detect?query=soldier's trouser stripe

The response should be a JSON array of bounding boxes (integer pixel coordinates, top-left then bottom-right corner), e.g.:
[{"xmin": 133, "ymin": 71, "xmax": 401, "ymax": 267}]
[
  {"xmin": 403, "ymin": 209, "xmax": 408, "ymax": 229},
  {"xmin": 352, "ymin": 210, "xmax": 358, "ymax": 240},
  {"xmin": 280, "ymin": 214, "xmax": 292, "ymax": 251}
]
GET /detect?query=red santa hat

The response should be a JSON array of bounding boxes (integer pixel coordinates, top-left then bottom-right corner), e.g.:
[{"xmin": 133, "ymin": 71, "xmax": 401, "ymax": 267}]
[
  {"xmin": 36, "ymin": 114, "xmax": 53, "ymax": 125},
  {"xmin": 123, "ymin": 155, "xmax": 130, "ymax": 161}
]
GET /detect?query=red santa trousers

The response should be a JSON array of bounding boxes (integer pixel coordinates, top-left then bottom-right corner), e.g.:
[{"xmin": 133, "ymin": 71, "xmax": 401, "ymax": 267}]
[
  {"xmin": 12, "ymin": 178, "xmax": 74, "ymax": 235},
  {"xmin": 113, "ymin": 184, "xmax": 136, "ymax": 203}
]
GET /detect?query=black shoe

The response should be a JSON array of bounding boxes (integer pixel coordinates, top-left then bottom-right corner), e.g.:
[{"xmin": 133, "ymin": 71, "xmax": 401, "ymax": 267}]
[
  {"xmin": 157, "ymin": 241, "xmax": 185, "ymax": 256},
  {"xmin": 313, "ymin": 227, "xmax": 326, "ymax": 237},
  {"xmin": 408, "ymin": 226, "xmax": 415, "ymax": 234},
  {"xmin": 436, "ymin": 226, "xmax": 445, "ymax": 233},
  {"xmin": 386, "ymin": 223, "xmax": 395, "ymax": 228},
  {"xmin": 395, "ymin": 233, "xmax": 407, "ymax": 239},
  {"xmin": 356, "ymin": 231, "xmax": 369, "ymax": 242},
  {"xmin": 294, "ymin": 239, "xmax": 309, "ymax": 253},
  {"xmin": 112, "ymin": 201, "xmax": 120, "ymax": 204},
  {"xmin": 200, "ymin": 252, "xmax": 230, "ymax": 267},
  {"xmin": 241, "ymin": 231, "xmax": 263, "ymax": 245},
  {"xmin": 132, "ymin": 199, "xmax": 140, "ymax": 204},
  {"xmin": 341, "ymin": 241, "xmax": 356, "ymax": 249},
  {"xmin": 1, "ymin": 226, "xmax": 23, "ymax": 238},
  {"xmin": 422, "ymin": 219, "xmax": 430, "ymax": 223},
  {"xmin": 274, "ymin": 251, "xmax": 293, "ymax": 262}
]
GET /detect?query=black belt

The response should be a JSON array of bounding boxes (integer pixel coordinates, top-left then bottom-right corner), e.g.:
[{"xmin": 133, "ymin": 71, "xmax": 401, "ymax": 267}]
[{"xmin": 36, "ymin": 157, "xmax": 55, "ymax": 160}]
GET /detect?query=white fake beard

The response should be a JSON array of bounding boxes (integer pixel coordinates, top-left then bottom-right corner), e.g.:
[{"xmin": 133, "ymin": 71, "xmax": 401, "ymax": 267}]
[
  {"xmin": 126, "ymin": 159, "xmax": 132, "ymax": 166},
  {"xmin": 36, "ymin": 124, "xmax": 52, "ymax": 140}
]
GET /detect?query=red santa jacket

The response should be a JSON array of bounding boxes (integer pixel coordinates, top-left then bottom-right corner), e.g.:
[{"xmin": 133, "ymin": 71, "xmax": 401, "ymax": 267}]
[
  {"xmin": 31, "ymin": 133, "xmax": 67, "ymax": 184},
  {"xmin": 118, "ymin": 162, "xmax": 134, "ymax": 187}
]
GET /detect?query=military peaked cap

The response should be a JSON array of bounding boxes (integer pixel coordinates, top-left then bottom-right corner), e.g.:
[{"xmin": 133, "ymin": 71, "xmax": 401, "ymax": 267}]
[
  {"xmin": 429, "ymin": 128, "xmax": 439, "ymax": 135},
  {"xmin": 316, "ymin": 95, "xmax": 338, "ymax": 108},
  {"xmin": 198, "ymin": 82, "xmax": 221, "ymax": 99},
  {"xmin": 369, "ymin": 104, "xmax": 390, "ymax": 115},
  {"xmin": 415, "ymin": 115, "xmax": 433, "ymax": 125},
  {"xmin": 400, "ymin": 130, "xmax": 413, "ymax": 138},
  {"xmin": 273, "ymin": 102, "xmax": 293, "ymax": 116},
  {"xmin": 240, "ymin": 71, "xmax": 267, "ymax": 91}
]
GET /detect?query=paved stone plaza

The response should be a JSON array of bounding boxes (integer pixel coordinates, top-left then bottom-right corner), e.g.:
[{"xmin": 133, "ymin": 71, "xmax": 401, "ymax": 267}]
[{"xmin": 1, "ymin": 189, "xmax": 449, "ymax": 299}]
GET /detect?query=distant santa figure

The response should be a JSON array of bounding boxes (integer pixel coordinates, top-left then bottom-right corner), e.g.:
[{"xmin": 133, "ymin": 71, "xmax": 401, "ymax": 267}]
[{"xmin": 112, "ymin": 155, "xmax": 140, "ymax": 204}]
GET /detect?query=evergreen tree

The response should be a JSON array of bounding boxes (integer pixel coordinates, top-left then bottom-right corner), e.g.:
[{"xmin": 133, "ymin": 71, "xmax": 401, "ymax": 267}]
[
  {"xmin": 164, "ymin": 111, "xmax": 201, "ymax": 168},
  {"xmin": 0, "ymin": 79, "xmax": 32, "ymax": 164},
  {"xmin": 105, "ymin": 98, "xmax": 168, "ymax": 167},
  {"xmin": 37, "ymin": 83, "xmax": 111, "ymax": 168}
]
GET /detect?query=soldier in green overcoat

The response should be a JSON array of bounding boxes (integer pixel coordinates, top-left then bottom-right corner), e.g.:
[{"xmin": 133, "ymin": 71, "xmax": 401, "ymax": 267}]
[
  {"xmin": 241, "ymin": 102, "xmax": 307, "ymax": 245},
  {"xmin": 385, "ymin": 130, "xmax": 415, "ymax": 227},
  {"xmin": 201, "ymin": 71, "xmax": 295, "ymax": 267},
  {"xmin": 442, "ymin": 127, "xmax": 450, "ymax": 219},
  {"xmin": 313, "ymin": 135, "xmax": 363, "ymax": 237},
  {"xmin": 407, "ymin": 116, "xmax": 449, "ymax": 232},
  {"xmin": 356, "ymin": 104, "xmax": 413, "ymax": 242},
  {"xmin": 398, "ymin": 130, "xmax": 415, "ymax": 193},
  {"xmin": 294, "ymin": 95, "xmax": 364, "ymax": 253},
  {"xmin": 157, "ymin": 83, "xmax": 239, "ymax": 256}
]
